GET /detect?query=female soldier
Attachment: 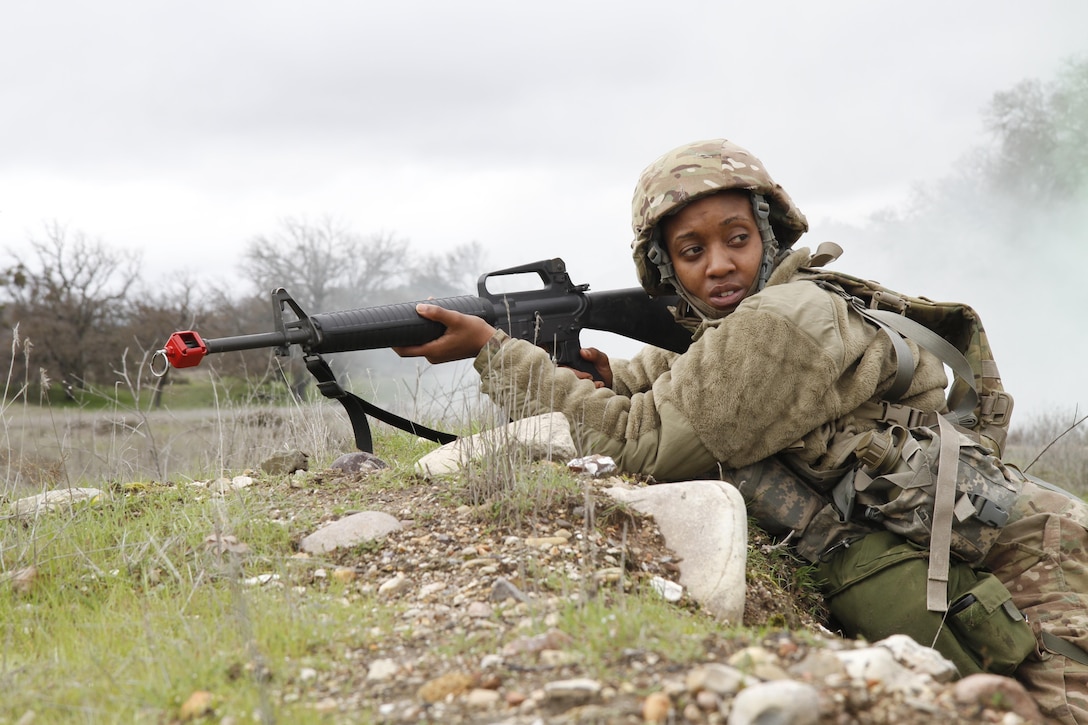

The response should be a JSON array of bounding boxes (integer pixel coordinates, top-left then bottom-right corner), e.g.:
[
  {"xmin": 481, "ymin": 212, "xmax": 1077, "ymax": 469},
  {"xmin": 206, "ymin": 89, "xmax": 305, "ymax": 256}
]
[{"xmin": 395, "ymin": 139, "xmax": 1088, "ymax": 723}]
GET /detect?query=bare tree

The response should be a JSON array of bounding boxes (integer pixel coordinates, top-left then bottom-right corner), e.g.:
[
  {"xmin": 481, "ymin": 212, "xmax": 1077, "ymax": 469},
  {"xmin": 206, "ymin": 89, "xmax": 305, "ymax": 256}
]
[
  {"xmin": 1, "ymin": 222, "xmax": 140, "ymax": 395},
  {"xmin": 402, "ymin": 240, "xmax": 487, "ymax": 300},
  {"xmin": 242, "ymin": 216, "xmax": 413, "ymax": 313}
]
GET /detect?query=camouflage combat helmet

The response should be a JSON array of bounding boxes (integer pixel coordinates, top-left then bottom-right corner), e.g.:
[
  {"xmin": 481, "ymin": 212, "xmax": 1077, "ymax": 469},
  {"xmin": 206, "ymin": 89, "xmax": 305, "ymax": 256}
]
[{"xmin": 631, "ymin": 139, "xmax": 809, "ymax": 298}]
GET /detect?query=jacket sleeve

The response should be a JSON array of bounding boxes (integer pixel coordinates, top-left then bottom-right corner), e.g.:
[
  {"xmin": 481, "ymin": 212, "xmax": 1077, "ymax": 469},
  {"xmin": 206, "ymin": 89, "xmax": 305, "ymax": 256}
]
[
  {"xmin": 609, "ymin": 346, "xmax": 679, "ymax": 397},
  {"xmin": 473, "ymin": 280, "xmax": 916, "ymax": 478},
  {"xmin": 473, "ymin": 332, "xmax": 718, "ymax": 480}
]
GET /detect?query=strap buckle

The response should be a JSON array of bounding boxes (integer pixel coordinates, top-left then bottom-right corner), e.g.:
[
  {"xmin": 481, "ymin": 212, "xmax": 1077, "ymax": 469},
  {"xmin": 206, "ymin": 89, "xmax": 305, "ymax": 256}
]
[
  {"xmin": 980, "ymin": 391, "xmax": 1014, "ymax": 427},
  {"xmin": 870, "ymin": 290, "xmax": 909, "ymax": 313},
  {"xmin": 862, "ymin": 400, "xmax": 933, "ymax": 429}
]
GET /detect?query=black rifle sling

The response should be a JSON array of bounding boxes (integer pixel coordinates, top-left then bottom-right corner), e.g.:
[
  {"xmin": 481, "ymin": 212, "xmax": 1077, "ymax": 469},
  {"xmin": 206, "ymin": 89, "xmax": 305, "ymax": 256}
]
[{"xmin": 303, "ymin": 354, "xmax": 457, "ymax": 453}]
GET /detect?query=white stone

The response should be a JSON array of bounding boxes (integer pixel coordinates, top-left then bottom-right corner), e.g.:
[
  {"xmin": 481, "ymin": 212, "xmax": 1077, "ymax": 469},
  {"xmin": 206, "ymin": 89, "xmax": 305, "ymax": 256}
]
[
  {"xmin": 649, "ymin": 576, "xmax": 683, "ymax": 602},
  {"xmin": 414, "ymin": 412, "xmax": 577, "ymax": 476},
  {"xmin": 727, "ymin": 680, "xmax": 820, "ymax": 725},
  {"xmin": 299, "ymin": 511, "xmax": 403, "ymax": 554},
  {"xmin": 465, "ymin": 688, "xmax": 501, "ymax": 708},
  {"xmin": 836, "ymin": 646, "xmax": 933, "ymax": 695},
  {"xmin": 378, "ymin": 573, "xmax": 410, "ymax": 597},
  {"xmin": 686, "ymin": 663, "xmax": 752, "ymax": 696},
  {"xmin": 11, "ymin": 487, "xmax": 105, "ymax": 518},
  {"xmin": 876, "ymin": 633, "xmax": 958, "ymax": 683},
  {"xmin": 605, "ymin": 480, "xmax": 747, "ymax": 623},
  {"xmin": 366, "ymin": 658, "xmax": 399, "ymax": 681}
]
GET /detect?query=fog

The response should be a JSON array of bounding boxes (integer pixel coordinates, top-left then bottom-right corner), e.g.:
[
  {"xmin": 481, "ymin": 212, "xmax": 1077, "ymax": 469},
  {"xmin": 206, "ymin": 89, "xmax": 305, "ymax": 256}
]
[{"xmin": 1, "ymin": 0, "xmax": 1085, "ymax": 421}]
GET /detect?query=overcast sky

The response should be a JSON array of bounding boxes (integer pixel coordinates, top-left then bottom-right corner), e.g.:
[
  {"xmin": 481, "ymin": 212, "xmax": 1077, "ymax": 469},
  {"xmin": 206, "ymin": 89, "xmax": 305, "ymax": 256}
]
[{"xmin": 2, "ymin": 1, "xmax": 1086, "ymax": 421}]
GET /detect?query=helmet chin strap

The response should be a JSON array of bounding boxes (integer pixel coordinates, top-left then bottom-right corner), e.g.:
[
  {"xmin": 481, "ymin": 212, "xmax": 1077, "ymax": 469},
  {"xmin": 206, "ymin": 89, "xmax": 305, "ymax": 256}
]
[
  {"xmin": 647, "ymin": 192, "xmax": 781, "ymax": 321},
  {"xmin": 751, "ymin": 193, "xmax": 780, "ymax": 292},
  {"xmin": 647, "ymin": 231, "xmax": 718, "ymax": 322}
]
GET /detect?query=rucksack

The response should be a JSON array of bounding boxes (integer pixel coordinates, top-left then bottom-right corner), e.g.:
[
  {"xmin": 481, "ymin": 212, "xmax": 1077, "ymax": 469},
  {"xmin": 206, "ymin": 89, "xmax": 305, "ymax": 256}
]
[
  {"xmin": 798, "ymin": 242, "xmax": 1014, "ymax": 456},
  {"xmin": 791, "ymin": 243, "xmax": 1019, "ymax": 612}
]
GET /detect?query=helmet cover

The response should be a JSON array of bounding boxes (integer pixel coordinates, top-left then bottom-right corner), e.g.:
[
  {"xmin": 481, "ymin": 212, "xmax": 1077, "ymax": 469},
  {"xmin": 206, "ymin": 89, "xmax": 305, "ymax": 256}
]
[{"xmin": 631, "ymin": 139, "xmax": 809, "ymax": 295}]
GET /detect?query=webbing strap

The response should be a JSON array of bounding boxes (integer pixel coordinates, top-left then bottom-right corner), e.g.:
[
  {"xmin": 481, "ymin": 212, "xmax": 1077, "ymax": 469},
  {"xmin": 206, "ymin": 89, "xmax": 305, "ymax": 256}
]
[
  {"xmin": 304, "ymin": 354, "xmax": 457, "ymax": 453},
  {"xmin": 865, "ymin": 309, "xmax": 980, "ymax": 426},
  {"xmin": 927, "ymin": 414, "xmax": 960, "ymax": 612},
  {"xmin": 1041, "ymin": 631, "xmax": 1088, "ymax": 666},
  {"xmin": 857, "ymin": 311, "xmax": 915, "ymax": 401}
]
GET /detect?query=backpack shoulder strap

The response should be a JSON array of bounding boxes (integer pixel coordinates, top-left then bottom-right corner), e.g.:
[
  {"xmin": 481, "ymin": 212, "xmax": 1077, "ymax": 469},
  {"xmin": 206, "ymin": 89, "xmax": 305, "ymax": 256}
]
[{"xmin": 798, "ymin": 255, "xmax": 1014, "ymax": 455}]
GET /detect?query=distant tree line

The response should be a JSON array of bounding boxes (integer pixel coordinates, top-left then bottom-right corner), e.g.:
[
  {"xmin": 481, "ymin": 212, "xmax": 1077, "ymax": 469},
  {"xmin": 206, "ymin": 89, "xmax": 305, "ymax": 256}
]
[{"xmin": 0, "ymin": 215, "xmax": 483, "ymax": 406}]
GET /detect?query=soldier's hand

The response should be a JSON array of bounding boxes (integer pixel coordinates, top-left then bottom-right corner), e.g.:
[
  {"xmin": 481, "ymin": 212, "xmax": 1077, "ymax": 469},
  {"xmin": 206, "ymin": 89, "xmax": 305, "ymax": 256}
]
[
  {"xmin": 392, "ymin": 304, "xmax": 497, "ymax": 364},
  {"xmin": 567, "ymin": 347, "xmax": 613, "ymax": 389}
]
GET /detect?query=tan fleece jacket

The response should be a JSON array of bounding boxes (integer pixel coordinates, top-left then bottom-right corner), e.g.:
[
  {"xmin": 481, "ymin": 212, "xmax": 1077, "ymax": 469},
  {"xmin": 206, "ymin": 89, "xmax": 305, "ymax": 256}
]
[{"xmin": 473, "ymin": 249, "xmax": 948, "ymax": 481}]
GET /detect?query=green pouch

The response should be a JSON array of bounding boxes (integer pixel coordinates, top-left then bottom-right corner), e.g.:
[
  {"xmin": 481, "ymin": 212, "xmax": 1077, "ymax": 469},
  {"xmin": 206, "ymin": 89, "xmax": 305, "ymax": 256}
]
[
  {"xmin": 817, "ymin": 530, "xmax": 1033, "ymax": 677},
  {"xmin": 945, "ymin": 573, "xmax": 1036, "ymax": 675}
]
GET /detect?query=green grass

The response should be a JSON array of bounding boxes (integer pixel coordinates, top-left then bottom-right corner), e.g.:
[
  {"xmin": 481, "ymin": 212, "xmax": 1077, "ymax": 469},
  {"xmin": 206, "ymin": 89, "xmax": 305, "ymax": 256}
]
[{"xmin": 0, "ymin": 472, "xmax": 406, "ymax": 723}]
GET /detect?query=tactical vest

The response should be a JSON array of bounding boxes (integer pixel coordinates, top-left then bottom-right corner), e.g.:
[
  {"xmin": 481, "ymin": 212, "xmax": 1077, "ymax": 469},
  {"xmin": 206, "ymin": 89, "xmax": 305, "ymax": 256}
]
[{"xmin": 732, "ymin": 243, "xmax": 1021, "ymax": 612}]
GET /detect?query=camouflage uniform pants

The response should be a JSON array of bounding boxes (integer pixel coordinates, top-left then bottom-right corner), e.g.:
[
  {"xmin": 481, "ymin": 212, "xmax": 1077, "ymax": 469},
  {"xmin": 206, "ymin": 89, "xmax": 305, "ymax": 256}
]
[{"xmin": 983, "ymin": 479, "xmax": 1088, "ymax": 724}]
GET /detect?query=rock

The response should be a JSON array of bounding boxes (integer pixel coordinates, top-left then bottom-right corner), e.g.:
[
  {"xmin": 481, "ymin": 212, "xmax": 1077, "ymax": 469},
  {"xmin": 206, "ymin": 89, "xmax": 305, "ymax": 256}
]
[
  {"xmin": 642, "ymin": 691, "xmax": 672, "ymax": 722},
  {"xmin": 727, "ymin": 680, "xmax": 820, "ymax": 725},
  {"xmin": 419, "ymin": 581, "xmax": 447, "ymax": 599},
  {"xmin": 686, "ymin": 662, "xmax": 753, "ymax": 696},
  {"xmin": 208, "ymin": 477, "xmax": 233, "ymax": 494},
  {"xmin": 1, "ymin": 566, "xmax": 37, "ymax": 595},
  {"xmin": 178, "ymin": 690, "xmax": 213, "ymax": 721},
  {"xmin": 330, "ymin": 566, "xmax": 356, "ymax": 583},
  {"xmin": 835, "ymin": 645, "xmax": 933, "ymax": 696},
  {"xmin": 466, "ymin": 601, "xmax": 493, "ymax": 618},
  {"xmin": 524, "ymin": 536, "xmax": 568, "ymax": 548},
  {"xmin": 635, "ymin": 687, "xmax": 670, "ymax": 718},
  {"xmin": 417, "ymin": 672, "xmax": 476, "ymax": 703},
  {"xmin": 543, "ymin": 677, "xmax": 602, "ymax": 708},
  {"xmin": 876, "ymin": 634, "xmax": 958, "ymax": 683},
  {"xmin": 953, "ymin": 673, "xmax": 1043, "ymax": 721},
  {"xmin": 788, "ymin": 648, "xmax": 847, "ymax": 682},
  {"xmin": 366, "ymin": 658, "xmax": 399, "ymax": 682},
  {"xmin": 378, "ymin": 573, "xmax": 410, "ymax": 596},
  {"xmin": 298, "ymin": 511, "xmax": 403, "ymax": 554},
  {"xmin": 464, "ymin": 688, "xmax": 501, "ymax": 708},
  {"xmin": 648, "ymin": 576, "xmax": 683, "ymax": 602},
  {"xmin": 12, "ymin": 487, "xmax": 105, "ymax": 518},
  {"xmin": 727, "ymin": 646, "xmax": 789, "ymax": 681},
  {"xmin": 694, "ymin": 690, "xmax": 720, "ymax": 712},
  {"xmin": 329, "ymin": 451, "xmax": 388, "ymax": 474},
  {"xmin": 260, "ymin": 450, "xmax": 309, "ymax": 475},
  {"xmin": 605, "ymin": 480, "xmax": 747, "ymax": 623},
  {"xmin": 415, "ymin": 412, "xmax": 577, "ymax": 476},
  {"xmin": 489, "ymin": 577, "xmax": 528, "ymax": 603}
]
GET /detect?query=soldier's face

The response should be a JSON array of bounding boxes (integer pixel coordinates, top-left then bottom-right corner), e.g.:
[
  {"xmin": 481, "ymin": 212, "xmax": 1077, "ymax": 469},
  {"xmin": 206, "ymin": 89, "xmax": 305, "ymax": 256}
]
[{"xmin": 662, "ymin": 191, "xmax": 764, "ymax": 313}]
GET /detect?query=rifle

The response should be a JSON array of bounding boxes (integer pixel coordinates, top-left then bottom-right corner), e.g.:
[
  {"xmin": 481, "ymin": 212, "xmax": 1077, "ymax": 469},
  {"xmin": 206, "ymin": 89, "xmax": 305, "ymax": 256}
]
[{"xmin": 152, "ymin": 258, "xmax": 692, "ymax": 453}]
